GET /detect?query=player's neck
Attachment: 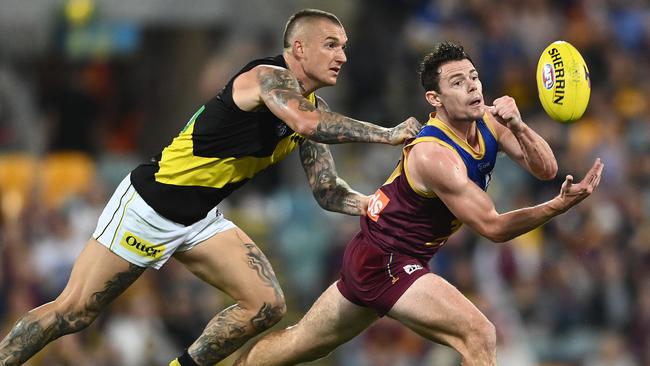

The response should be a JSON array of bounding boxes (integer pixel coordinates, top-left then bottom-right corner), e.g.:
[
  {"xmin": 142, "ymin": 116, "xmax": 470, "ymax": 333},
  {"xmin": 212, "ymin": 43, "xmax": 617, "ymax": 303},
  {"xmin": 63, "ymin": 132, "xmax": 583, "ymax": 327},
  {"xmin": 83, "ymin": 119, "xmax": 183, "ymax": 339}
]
[
  {"xmin": 437, "ymin": 112, "xmax": 478, "ymax": 147},
  {"xmin": 283, "ymin": 52, "xmax": 318, "ymax": 96}
]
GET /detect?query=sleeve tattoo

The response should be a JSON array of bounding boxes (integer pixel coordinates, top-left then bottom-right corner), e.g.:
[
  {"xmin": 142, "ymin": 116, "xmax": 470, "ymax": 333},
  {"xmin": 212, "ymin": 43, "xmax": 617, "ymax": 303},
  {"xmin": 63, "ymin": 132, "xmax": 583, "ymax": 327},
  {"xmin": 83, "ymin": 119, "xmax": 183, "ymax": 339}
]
[
  {"xmin": 258, "ymin": 67, "xmax": 317, "ymax": 112},
  {"xmin": 299, "ymin": 139, "xmax": 367, "ymax": 216},
  {"xmin": 257, "ymin": 67, "xmax": 392, "ymax": 144}
]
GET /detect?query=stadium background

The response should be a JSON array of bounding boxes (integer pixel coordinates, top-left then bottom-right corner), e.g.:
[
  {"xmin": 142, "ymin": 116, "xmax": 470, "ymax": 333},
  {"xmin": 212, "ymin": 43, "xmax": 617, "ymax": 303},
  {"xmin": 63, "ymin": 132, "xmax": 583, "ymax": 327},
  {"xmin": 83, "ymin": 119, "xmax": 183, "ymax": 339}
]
[{"xmin": 0, "ymin": 0, "xmax": 649, "ymax": 365}]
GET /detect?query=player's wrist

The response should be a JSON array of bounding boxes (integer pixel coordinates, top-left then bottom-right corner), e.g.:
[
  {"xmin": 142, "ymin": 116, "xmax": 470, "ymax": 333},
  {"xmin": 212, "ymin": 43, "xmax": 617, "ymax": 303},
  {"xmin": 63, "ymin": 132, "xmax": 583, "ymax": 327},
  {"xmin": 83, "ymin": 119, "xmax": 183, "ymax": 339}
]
[
  {"xmin": 546, "ymin": 197, "xmax": 566, "ymax": 215},
  {"xmin": 508, "ymin": 118, "xmax": 526, "ymax": 134},
  {"xmin": 387, "ymin": 126, "xmax": 403, "ymax": 145}
]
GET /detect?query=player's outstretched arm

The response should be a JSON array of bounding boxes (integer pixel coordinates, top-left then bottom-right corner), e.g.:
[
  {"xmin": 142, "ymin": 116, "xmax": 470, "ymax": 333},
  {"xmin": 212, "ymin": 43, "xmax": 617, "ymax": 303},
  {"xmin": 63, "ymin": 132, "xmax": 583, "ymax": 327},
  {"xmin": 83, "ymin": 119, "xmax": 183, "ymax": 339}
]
[
  {"xmin": 299, "ymin": 139, "xmax": 368, "ymax": 216},
  {"xmin": 252, "ymin": 65, "xmax": 421, "ymax": 145},
  {"xmin": 409, "ymin": 142, "xmax": 603, "ymax": 242},
  {"xmin": 487, "ymin": 96, "xmax": 558, "ymax": 180}
]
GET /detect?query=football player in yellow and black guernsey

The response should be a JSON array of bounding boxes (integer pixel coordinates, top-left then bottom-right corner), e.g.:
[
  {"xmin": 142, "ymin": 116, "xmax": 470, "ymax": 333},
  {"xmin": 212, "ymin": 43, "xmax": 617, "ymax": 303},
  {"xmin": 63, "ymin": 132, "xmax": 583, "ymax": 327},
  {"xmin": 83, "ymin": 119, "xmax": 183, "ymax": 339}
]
[{"xmin": 0, "ymin": 9, "xmax": 421, "ymax": 366}]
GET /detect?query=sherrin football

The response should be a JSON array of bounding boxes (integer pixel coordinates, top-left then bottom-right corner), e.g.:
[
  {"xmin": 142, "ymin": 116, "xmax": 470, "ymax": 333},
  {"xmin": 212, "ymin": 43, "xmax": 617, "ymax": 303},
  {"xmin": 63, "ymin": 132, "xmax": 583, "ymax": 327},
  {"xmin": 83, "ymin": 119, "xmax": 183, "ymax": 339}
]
[{"xmin": 536, "ymin": 41, "xmax": 591, "ymax": 123}]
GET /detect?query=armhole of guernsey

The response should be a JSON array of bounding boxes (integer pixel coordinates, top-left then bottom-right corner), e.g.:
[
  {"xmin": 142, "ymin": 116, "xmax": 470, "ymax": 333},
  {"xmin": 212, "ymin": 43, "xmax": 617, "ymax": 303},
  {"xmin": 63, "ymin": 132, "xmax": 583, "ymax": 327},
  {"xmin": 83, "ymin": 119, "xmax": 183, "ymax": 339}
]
[
  {"xmin": 482, "ymin": 112, "xmax": 500, "ymax": 140},
  {"xmin": 402, "ymin": 137, "xmax": 459, "ymax": 199}
]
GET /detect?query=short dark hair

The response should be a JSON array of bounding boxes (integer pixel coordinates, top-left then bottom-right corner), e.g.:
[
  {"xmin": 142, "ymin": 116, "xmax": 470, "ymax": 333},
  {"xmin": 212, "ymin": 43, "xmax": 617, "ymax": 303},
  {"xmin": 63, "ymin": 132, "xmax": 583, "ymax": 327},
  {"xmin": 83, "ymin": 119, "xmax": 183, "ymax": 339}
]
[
  {"xmin": 419, "ymin": 41, "xmax": 474, "ymax": 92},
  {"xmin": 283, "ymin": 9, "xmax": 343, "ymax": 49}
]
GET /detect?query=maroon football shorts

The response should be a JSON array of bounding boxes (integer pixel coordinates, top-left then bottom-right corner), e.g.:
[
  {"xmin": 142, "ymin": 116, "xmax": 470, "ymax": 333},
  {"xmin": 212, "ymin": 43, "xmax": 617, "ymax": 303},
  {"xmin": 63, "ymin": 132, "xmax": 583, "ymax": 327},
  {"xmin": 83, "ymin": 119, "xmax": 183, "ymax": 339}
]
[{"xmin": 337, "ymin": 232, "xmax": 430, "ymax": 316}]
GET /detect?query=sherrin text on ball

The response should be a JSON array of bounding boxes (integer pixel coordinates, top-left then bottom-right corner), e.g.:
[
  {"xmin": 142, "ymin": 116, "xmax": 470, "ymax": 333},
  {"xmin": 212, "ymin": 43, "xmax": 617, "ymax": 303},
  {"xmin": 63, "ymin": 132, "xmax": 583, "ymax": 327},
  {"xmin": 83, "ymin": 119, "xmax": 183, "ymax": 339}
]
[{"xmin": 536, "ymin": 41, "xmax": 591, "ymax": 123}]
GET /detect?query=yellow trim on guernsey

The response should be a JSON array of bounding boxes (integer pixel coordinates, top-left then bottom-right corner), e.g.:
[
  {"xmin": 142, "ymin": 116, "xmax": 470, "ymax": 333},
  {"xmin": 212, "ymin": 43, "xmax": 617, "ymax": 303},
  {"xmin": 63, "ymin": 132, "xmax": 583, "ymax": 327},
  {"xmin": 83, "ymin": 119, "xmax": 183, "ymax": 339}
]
[
  {"xmin": 402, "ymin": 137, "xmax": 459, "ymax": 198},
  {"xmin": 425, "ymin": 114, "xmax": 486, "ymax": 159},
  {"xmin": 481, "ymin": 112, "xmax": 499, "ymax": 139}
]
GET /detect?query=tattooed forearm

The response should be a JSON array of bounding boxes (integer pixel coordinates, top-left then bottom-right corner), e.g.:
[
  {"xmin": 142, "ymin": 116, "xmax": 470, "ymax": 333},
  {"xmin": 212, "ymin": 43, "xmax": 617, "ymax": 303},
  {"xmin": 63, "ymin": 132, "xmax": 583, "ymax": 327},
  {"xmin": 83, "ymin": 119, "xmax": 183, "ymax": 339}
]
[
  {"xmin": 300, "ymin": 141, "xmax": 368, "ymax": 215},
  {"xmin": 0, "ymin": 264, "xmax": 144, "ymax": 366},
  {"xmin": 315, "ymin": 179, "xmax": 367, "ymax": 215},
  {"xmin": 257, "ymin": 67, "xmax": 396, "ymax": 144},
  {"xmin": 311, "ymin": 111, "xmax": 391, "ymax": 144}
]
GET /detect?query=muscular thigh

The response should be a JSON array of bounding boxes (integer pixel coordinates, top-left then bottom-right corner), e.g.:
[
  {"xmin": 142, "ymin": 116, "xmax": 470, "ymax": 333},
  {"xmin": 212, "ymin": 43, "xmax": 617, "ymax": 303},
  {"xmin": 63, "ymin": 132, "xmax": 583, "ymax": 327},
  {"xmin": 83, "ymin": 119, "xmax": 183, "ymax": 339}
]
[
  {"xmin": 172, "ymin": 227, "xmax": 283, "ymax": 304},
  {"xmin": 58, "ymin": 239, "xmax": 145, "ymax": 311},
  {"xmin": 387, "ymin": 273, "xmax": 489, "ymax": 347}
]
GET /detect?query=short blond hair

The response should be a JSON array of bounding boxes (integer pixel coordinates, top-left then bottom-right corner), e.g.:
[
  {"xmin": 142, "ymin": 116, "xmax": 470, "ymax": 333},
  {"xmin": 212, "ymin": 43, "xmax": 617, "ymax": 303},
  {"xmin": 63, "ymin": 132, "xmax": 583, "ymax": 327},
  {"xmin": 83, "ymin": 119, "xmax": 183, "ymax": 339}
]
[{"xmin": 283, "ymin": 9, "xmax": 343, "ymax": 49}]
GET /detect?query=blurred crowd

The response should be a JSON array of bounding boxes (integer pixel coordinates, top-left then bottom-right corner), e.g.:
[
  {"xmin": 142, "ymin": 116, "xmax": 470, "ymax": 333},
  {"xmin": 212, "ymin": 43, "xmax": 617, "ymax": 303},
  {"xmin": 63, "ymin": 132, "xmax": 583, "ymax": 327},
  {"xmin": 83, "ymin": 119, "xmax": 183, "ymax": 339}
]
[{"xmin": 1, "ymin": 0, "xmax": 650, "ymax": 365}]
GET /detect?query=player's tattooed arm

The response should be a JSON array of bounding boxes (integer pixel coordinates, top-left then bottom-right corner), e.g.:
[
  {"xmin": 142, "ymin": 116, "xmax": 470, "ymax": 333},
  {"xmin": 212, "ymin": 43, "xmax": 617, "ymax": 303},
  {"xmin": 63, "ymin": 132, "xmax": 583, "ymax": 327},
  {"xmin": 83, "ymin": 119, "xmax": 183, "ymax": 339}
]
[
  {"xmin": 299, "ymin": 139, "xmax": 368, "ymax": 215},
  {"xmin": 257, "ymin": 66, "xmax": 420, "ymax": 145},
  {"xmin": 299, "ymin": 102, "xmax": 369, "ymax": 218},
  {"xmin": 296, "ymin": 96, "xmax": 368, "ymax": 215}
]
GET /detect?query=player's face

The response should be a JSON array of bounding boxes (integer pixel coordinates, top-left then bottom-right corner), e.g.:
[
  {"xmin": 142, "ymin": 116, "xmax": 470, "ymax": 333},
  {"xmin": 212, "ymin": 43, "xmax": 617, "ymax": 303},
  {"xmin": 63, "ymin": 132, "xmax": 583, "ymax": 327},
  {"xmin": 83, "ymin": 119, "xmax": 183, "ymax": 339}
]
[
  {"xmin": 428, "ymin": 59, "xmax": 484, "ymax": 122},
  {"xmin": 301, "ymin": 20, "xmax": 348, "ymax": 86}
]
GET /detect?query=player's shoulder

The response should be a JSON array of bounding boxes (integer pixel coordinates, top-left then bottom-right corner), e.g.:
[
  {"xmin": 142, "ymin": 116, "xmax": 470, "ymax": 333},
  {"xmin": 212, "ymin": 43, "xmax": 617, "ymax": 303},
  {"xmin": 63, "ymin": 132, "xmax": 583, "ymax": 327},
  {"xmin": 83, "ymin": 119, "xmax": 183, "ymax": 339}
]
[
  {"xmin": 252, "ymin": 63, "xmax": 289, "ymax": 73},
  {"xmin": 244, "ymin": 64, "xmax": 289, "ymax": 82},
  {"xmin": 315, "ymin": 95, "xmax": 329, "ymax": 111},
  {"xmin": 246, "ymin": 64, "xmax": 299, "ymax": 92},
  {"xmin": 409, "ymin": 141, "xmax": 469, "ymax": 193}
]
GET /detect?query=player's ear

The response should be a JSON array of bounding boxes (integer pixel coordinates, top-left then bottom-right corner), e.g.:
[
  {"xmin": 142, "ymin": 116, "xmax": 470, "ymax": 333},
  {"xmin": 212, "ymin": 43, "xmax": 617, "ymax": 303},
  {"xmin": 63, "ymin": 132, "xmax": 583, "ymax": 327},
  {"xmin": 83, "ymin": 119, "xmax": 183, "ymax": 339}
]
[
  {"xmin": 292, "ymin": 39, "xmax": 305, "ymax": 58},
  {"xmin": 425, "ymin": 90, "xmax": 442, "ymax": 108}
]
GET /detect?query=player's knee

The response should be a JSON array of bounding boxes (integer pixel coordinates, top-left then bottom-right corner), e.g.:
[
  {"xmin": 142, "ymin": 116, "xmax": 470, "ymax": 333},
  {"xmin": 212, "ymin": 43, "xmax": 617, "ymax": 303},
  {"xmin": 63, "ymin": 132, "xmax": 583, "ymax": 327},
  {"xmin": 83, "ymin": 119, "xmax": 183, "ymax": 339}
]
[
  {"xmin": 241, "ymin": 293, "xmax": 287, "ymax": 331},
  {"xmin": 53, "ymin": 296, "xmax": 101, "ymax": 332},
  {"xmin": 466, "ymin": 317, "xmax": 496, "ymax": 354}
]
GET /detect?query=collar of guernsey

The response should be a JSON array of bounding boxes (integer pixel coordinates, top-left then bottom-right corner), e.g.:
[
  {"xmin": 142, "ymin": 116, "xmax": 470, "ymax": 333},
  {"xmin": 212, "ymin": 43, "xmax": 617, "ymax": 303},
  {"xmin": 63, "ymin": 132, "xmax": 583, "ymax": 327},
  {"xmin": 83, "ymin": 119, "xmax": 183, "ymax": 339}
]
[
  {"xmin": 153, "ymin": 93, "xmax": 314, "ymax": 189},
  {"xmin": 406, "ymin": 113, "xmax": 499, "ymax": 191}
]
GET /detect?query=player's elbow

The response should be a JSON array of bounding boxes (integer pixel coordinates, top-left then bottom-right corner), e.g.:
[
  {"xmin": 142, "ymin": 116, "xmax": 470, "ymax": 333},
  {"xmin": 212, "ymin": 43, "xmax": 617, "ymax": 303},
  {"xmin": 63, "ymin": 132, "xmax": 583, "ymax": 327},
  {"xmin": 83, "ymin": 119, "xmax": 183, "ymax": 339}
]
[
  {"xmin": 293, "ymin": 120, "xmax": 318, "ymax": 136},
  {"xmin": 538, "ymin": 160, "xmax": 558, "ymax": 180},
  {"xmin": 479, "ymin": 223, "xmax": 511, "ymax": 243},
  {"xmin": 287, "ymin": 112, "xmax": 320, "ymax": 136},
  {"xmin": 487, "ymin": 233, "xmax": 511, "ymax": 243},
  {"xmin": 482, "ymin": 230, "xmax": 508, "ymax": 243},
  {"xmin": 312, "ymin": 186, "xmax": 335, "ymax": 211}
]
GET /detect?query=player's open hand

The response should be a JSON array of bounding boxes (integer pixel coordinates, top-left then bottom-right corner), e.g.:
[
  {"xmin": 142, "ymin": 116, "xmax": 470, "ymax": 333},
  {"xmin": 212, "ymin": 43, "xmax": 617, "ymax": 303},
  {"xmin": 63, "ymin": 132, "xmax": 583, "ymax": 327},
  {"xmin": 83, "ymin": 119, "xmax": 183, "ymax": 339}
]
[
  {"xmin": 554, "ymin": 158, "xmax": 604, "ymax": 212},
  {"xmin": 388, "ymin": 117, "xmax": 422, "ymax": 145},
  {"xmin": 486, "ymin": 96, "xmax": 524, "ymax": 133}
]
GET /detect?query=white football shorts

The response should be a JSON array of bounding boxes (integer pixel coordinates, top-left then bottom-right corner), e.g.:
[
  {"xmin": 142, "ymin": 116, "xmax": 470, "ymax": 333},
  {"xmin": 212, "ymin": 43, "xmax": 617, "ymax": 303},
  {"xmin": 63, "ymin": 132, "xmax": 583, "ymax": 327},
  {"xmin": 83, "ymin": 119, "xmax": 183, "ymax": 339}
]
[{"xmin": 92, "ymin": 174, "xmax": 236, "ymax": 269}]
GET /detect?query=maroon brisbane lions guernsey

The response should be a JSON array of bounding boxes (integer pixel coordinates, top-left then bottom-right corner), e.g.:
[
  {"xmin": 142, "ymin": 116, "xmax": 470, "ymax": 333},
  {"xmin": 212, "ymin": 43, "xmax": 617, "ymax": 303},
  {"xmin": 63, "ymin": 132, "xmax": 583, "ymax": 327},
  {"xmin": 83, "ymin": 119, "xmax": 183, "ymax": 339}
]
[
  {"xmin": 363, "ymin": 114, "xmax": 499, "ymax": 261},
  {"xmin": 337, "ymin": 114, "xmax": 499, "ymax": 315}
]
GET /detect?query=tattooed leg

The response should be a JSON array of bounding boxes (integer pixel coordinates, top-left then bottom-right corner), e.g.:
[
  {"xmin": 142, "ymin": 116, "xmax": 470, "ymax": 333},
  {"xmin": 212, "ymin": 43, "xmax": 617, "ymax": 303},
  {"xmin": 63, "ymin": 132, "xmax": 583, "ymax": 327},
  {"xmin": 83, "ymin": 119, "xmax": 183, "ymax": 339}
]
[
  {"xmin": 189, "ymin": 301, "xmax": 286, "ymax": 364},
  {"xmin": 174, "ymin": 228, "xmax": 287, "ymax": 365},
  {"xmin": 0, "ymin": 240, "xmax": 145, "ymax": 366},
  {"xmin": 242, "ymin": 242, "xmax": 284, "ymax": 301}
]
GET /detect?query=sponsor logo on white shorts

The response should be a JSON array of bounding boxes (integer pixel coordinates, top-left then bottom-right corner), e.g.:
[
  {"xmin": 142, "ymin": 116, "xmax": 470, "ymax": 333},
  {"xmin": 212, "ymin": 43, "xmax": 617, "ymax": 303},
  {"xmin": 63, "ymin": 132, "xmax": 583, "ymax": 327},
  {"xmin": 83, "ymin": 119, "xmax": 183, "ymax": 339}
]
[
  {"xmin": 403, "ymin": 264, "xmax": 423, "ymax": 275},
  {"xmin": 120, "ymin": 231, "xmax": 165, "ymax": 259}
]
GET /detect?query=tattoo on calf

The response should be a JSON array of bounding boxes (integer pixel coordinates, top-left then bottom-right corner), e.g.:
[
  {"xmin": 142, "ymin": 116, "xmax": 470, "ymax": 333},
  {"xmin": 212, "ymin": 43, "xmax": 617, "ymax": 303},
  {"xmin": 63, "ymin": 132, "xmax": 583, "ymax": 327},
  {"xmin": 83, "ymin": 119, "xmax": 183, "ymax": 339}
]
[
  {"xmin": 192, "ymin": 300, "xmax": 284, "ymax": 364},
  {"xmin": 192, "ymin": 304, "xmax": 249, "ymax": 364}
]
